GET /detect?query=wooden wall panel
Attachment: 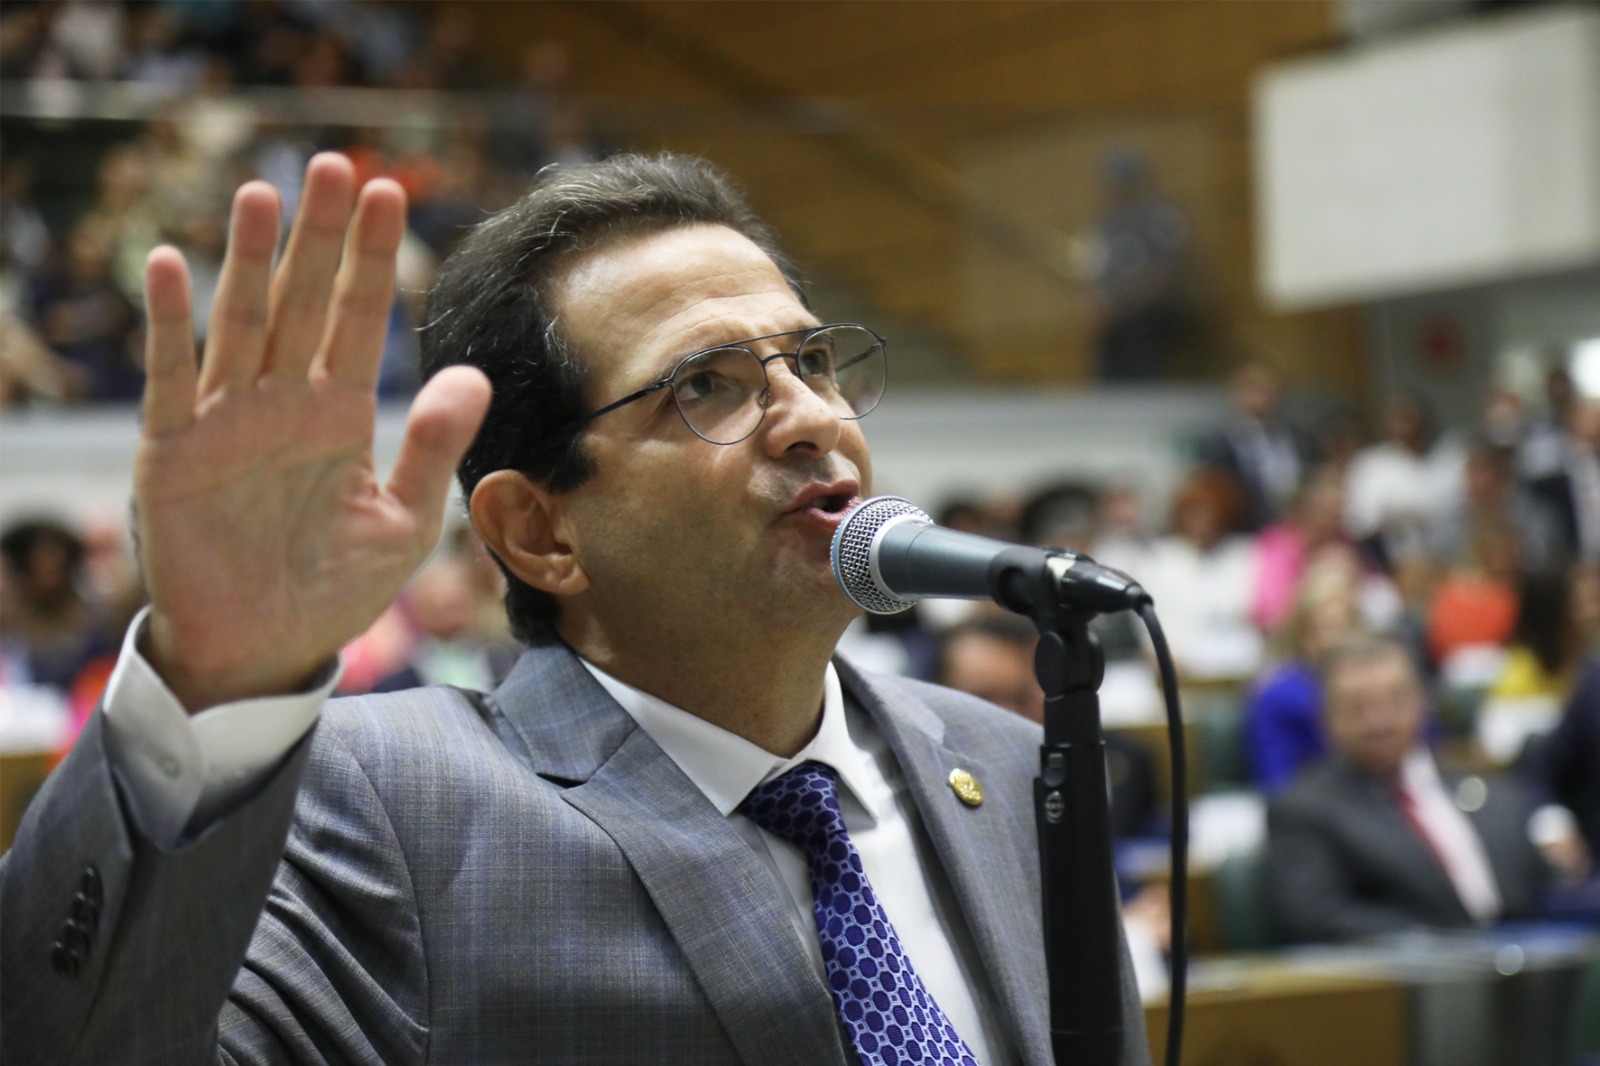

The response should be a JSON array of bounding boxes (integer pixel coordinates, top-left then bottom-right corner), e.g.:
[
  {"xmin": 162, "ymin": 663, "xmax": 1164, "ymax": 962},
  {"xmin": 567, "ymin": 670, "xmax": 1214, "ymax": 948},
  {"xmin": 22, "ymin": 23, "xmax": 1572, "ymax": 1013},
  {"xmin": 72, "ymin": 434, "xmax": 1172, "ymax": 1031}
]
[{"xmin": 467, "ymin": 0, "xmax": 1360, "ymax": 395}]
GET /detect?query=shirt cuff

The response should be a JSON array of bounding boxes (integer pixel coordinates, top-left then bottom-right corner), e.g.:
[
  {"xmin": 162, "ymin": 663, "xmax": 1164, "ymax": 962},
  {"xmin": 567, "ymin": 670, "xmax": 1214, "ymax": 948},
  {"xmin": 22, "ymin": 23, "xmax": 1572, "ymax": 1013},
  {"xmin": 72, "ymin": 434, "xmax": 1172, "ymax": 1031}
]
[{"xmin": 102, "ymin": 607, "xmax": 341, "ymax": 846}]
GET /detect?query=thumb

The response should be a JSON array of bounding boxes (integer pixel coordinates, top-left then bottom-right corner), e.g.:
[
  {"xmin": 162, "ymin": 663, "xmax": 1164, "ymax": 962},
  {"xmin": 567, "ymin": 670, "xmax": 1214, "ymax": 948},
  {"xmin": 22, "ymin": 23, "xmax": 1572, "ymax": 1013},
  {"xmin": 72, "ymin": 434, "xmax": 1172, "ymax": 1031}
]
[{"xmin": 387, "ymin": 365, "xmax": 492, "ymax": 523}]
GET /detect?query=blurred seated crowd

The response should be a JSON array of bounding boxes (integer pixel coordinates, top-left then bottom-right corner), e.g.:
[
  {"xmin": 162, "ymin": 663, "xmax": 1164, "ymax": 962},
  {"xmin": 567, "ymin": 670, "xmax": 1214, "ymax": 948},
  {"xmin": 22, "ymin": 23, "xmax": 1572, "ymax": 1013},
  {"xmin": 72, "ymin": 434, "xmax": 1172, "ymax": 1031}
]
[
  {"xmin": 7, "ymin": 348, "xmax": 1596, "ymax": 967},
  {"xmin": 2, "ymin": 1, "xmax": 1597, "ymax": 1013},
  {"xmin": 1, "ymin": 0, "xmax": 604, "ymax": 406}
]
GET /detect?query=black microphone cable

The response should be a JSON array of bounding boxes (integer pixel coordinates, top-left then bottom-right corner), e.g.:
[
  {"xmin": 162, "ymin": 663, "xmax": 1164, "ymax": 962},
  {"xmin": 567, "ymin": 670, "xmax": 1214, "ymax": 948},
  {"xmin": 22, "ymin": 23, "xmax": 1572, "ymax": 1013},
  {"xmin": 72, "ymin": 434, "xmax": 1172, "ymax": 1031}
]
[{"xmin": 1138, "ymin": 603, "xmax": 1187, "ymax": 1066}]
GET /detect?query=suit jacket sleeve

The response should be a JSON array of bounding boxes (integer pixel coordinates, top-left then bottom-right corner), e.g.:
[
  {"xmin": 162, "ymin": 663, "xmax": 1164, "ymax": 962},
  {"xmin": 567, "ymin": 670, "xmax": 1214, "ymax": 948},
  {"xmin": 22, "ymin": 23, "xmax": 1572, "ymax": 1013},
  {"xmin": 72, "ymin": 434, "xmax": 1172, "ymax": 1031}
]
[
  {"xmin": 2, "ymin": 709, "xmax": 310, "ymax": 1065},
  {"xmin": 1, "ymin": 710, "xmax": 430, "ymax": 1066}
]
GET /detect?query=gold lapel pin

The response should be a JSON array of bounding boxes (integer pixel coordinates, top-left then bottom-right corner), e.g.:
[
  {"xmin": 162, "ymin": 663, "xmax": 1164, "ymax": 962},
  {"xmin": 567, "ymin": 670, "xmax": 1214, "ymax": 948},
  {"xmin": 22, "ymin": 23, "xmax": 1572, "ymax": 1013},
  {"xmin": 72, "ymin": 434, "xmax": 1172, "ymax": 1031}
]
[{"xmin": 948, "ymin": 768, "xmax": 983, "ymax": 807}]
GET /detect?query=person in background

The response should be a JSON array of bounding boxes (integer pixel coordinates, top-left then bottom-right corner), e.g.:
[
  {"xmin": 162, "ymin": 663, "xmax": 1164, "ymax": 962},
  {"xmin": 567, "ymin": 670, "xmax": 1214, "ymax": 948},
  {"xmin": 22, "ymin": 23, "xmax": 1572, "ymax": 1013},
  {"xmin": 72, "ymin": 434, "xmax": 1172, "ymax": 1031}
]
[
  {"xmin": 1343, "ymin": 393, "xmax": 1461, "ymax": 568},
  {"xmin": 1251, "ymin": 465, "xmax": 1351, "ymax": 636},
  {"xmin": 24, "ymin": 217, "xmax": 143, "ymax": 402},
  {"xmin": 1136, "ymin": 467, "xmax": 1262, "ymax": 680},
  {"xmin": 0, "ymin": 517, "xmax": 114, "ymax": 695},
  {"xmin": 1428, "ymin": 436, "xmax": 1561, "ymax": 576},
  {"xmin": 1265, "ymin": 635, "xmax": 1551, "ymax": 943},
  {"xmin": 1083, "ymin": 148, "xmax": 1192, "ymax": 383},
  {"xmin": 1426, "ymin": 519, "xmax": 1521, "ymax": 674},
  {"xmin": 1016, "ymin": 480, "xmax": 1147, "ymax": 669},
  {"xmin": 1527, "ymin": 397, "xmax": 1600, "ymax": 567},
  {"xmin": 1518, "ymin": 364, "xmax": 1578, "ymax": 485},
  {"xmin": 1091, "ymin": 482, "xmax": 1153, "ymax": 577},
  {"xmin": 1245, "ymin": 553, "xmax": 1364, "ymax": 794},
  {"xmin": 932, "ymin": 612, "xmax": 1166, "ymax": 998},
  {"xmin": 1199, "ymin": 359, "xmax": 1314, "ymax": 532},
  {"xmin": 369, "ymin": 548, "xmax": 519, "ymax": 695},
  {"xmin": 1486, "ymin": 566, "xmax": 1599, "ymax": 715},
  {"xmin": 1504, "ymin": 563, "xmax": 1600, "ymax": 877},
  {"xmin": 1529, "ymin": 647, "xmax": 1600, "ymax": 868}
]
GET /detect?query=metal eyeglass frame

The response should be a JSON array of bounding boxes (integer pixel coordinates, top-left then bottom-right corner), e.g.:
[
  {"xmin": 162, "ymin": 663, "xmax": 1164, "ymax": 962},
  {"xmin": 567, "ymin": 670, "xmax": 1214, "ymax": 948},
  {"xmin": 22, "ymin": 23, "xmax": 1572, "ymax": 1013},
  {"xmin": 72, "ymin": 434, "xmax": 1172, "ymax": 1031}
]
[{"xmin": 570, "ymin": 323, "xmax": 888, "ymax": 446}]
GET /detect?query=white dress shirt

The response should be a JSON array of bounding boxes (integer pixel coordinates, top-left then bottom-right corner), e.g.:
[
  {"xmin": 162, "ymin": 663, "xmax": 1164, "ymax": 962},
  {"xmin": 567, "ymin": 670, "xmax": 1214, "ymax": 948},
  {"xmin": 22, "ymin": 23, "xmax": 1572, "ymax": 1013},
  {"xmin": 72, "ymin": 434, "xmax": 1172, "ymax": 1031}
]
[
  {"xmin": 99, "ymin": 609, "xmax": 1015, "ymax": 1063},
  {"xmin": 1398, "ymin": 748, "xmax": 1503, "ymax": 925}
]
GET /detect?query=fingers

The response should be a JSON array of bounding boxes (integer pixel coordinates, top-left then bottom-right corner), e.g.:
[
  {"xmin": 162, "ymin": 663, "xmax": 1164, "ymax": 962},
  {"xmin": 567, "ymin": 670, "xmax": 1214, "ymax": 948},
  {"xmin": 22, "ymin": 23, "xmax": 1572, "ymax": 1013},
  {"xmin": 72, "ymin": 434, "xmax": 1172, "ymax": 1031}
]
[
  {"xmin": 196, "ymin": 181, "xmax": 281, "ymax": 400},
  {"xmin": 387, "ymin": 365, "xmax": 492, "ymax": 524},
  {"xmin": 263, "ymin": 154, "xmax": 358, "ymax": 381},
  {"xmin": 141, "ymin": 246, "xmax": 198, "ymax": 436},
  {"xmin": 195, "ymin": 154, "xmax": 403, "ymax": 402},
  {"xmin": 317, "ymin": 177, "xmax": 407, "ymax": 390}
]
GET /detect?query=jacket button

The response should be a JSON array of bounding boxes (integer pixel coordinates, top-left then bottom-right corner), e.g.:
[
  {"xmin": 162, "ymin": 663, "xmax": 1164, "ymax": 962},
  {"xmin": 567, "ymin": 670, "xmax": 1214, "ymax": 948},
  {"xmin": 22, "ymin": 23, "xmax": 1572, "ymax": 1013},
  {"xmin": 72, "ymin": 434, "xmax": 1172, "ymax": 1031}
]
[
  {"xmin": 51, "ymin": 941, "xmax": 79, "ymax": 977},
  {"xmin": 80, "ymin": 865, "xmax": 102, "ymax": 907},
  {"xmin": 71, "ymin": 892, "xmax": 99, "ymax": 934},
  {"xmin": 59, "ymin": 920, "xmax": 88, "ymax": 955}
]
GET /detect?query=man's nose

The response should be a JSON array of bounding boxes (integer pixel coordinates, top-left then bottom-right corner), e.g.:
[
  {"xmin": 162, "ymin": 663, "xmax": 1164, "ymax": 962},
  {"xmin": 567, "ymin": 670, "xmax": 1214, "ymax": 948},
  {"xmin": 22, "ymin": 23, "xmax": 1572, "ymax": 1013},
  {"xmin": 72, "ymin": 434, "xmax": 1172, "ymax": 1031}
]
[{"xmin": 758, "ymin": 360, "xmax": 843, "ymax": 455}]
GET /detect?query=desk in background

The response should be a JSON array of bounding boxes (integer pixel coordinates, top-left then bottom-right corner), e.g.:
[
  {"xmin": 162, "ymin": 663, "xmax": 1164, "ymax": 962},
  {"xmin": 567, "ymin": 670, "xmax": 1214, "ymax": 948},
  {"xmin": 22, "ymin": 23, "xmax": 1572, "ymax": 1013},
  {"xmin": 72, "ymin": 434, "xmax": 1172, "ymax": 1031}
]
[
  {"xmin": 1277, "ymin": 925, "xmax": 1597, "ymax": 1066},
  {"xmin": 1144, "ymin": 964, "xmax": 1406, "ymax": 1066}
]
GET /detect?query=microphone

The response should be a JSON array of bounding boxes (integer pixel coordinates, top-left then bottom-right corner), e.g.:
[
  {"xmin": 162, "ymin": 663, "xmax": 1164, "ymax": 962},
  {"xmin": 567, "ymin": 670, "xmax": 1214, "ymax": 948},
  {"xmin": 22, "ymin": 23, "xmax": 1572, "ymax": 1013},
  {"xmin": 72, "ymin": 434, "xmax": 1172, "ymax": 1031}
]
[{"xmin": 831, "ymin": 496, "xmax": 1151, "ymax": 616}]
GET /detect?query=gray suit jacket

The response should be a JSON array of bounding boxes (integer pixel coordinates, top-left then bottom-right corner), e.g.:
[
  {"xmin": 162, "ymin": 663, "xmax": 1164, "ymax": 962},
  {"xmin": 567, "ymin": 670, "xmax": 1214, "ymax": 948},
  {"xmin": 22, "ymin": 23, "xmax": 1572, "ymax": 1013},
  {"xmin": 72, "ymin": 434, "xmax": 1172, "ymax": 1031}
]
[
  {"xmin": 1, "ymin": 643, "xmax": 1150, "ymax": 1065},
  {"xmin": 1264, "ymin": 757, "xmax": 1549, "ymax": 944}
]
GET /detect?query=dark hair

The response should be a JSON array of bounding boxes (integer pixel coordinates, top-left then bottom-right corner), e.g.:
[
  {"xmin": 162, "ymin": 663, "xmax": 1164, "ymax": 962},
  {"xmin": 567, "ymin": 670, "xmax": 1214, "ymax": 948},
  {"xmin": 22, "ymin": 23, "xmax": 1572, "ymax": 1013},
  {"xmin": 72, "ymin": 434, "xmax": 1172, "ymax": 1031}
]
[
  {"xmin": 933, "ymin": 614, "xmax": 1039, "ymax": 687},
  {"xmin": 0, "ymin": 517, "xmax": 84, "ymax": 577},
  {"xmin": 1513, "ymin": 568, "xmax": 1573, "ymax": 677},
  {"xmin": 418, "ymin": 153, "xmax": 804, "ymax": 645},
  {"xmin": 1168, "ymin": 466, "xmax": 1248, "ymax": 538},
  {"xmin": 1017, "ymin": 480, "xmax": 1100, "ymax": 549},
  {"xmin": 1317, "ymin": 632, "xmax": 1416, "ymax": 690}
]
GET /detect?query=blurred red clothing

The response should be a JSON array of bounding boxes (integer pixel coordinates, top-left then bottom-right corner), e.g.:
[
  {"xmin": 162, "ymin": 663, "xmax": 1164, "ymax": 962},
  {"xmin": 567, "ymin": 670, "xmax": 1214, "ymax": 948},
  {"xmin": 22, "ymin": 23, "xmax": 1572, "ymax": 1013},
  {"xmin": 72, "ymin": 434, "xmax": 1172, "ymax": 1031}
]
[{"xmin": 1427, "ymin": 573, "xmax": 1517, "ymax": 661}]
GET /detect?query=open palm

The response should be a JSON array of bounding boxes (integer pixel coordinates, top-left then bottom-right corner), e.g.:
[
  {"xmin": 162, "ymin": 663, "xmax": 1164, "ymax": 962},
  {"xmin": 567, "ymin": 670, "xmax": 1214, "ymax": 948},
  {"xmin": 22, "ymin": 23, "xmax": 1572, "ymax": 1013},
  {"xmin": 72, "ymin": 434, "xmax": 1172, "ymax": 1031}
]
[{"xmin": 135, "ymin": 154, "xmax": 490, "ymax": 711}]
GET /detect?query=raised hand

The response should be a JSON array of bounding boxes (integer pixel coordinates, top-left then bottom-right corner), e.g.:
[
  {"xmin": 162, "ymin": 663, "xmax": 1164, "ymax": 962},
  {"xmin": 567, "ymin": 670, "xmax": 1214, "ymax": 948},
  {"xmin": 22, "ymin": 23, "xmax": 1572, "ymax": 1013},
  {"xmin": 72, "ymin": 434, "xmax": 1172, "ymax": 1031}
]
[{"xmin": 135, "ymin": 153, "xmax": 490, "ymax": 712}]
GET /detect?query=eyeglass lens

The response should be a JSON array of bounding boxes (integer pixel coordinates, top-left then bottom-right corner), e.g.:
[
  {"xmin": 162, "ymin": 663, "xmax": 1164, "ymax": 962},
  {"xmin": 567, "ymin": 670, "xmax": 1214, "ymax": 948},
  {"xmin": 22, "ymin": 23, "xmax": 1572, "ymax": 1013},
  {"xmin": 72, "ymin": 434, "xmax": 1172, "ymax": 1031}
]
[{"xmin": 670, "ymin": 325, "xmax": 885, "ymax": 444}]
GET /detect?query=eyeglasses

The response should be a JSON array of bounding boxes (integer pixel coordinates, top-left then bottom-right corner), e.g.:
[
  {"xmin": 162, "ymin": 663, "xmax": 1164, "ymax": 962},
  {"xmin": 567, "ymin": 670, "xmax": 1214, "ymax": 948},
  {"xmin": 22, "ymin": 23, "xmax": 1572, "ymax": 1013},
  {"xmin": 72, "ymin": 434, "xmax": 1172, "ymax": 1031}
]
[{"xmin": 573, "ymin": 323, "xmax": 888, "ymax": 446}]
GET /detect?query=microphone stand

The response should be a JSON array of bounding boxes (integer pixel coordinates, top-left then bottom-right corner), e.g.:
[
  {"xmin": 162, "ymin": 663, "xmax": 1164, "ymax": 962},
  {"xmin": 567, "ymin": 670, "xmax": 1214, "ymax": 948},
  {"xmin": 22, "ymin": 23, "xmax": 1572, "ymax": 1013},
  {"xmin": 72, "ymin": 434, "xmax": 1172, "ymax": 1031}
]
[{"xmin": 1026, "ymin": 567, "xmax": 1123, "ymax": 1066}]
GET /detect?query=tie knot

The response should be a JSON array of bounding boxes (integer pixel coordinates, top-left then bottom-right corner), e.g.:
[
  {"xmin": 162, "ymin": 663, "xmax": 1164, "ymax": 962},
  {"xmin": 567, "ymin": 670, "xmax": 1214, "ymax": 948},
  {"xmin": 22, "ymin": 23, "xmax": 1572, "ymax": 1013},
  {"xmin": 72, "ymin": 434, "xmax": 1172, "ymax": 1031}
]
[{"xmin": 739, "ymin": 761, "xmax": 848, "ymax": 852}]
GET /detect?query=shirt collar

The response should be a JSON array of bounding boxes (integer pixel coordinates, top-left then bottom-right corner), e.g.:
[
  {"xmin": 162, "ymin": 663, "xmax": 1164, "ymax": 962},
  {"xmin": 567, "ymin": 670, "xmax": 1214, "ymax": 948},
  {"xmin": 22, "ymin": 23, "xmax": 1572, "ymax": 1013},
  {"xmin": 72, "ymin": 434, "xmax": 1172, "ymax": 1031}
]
[{"xmin": 579, "ymin": 658, "xmax": 882, "ymax": 823}]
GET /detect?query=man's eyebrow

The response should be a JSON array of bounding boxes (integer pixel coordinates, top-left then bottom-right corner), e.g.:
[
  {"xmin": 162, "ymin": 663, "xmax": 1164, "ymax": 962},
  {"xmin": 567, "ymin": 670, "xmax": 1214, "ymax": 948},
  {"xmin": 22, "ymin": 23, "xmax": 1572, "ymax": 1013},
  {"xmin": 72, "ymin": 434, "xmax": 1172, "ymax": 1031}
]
[{"xmin": 680, "ymin": 322, "xmax": 825, "ymax": 356}]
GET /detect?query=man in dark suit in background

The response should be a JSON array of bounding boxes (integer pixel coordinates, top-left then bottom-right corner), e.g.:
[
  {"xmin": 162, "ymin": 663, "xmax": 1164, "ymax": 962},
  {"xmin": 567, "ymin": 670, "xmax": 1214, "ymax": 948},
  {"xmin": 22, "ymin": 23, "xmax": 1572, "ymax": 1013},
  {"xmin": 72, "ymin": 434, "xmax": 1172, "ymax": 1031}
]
[
  {"xmin": 1266, "ymin": 634, "xmax": 1550, "ymax": 943},
  {"xmin": 1199, "ymin": 359, "xmax": 1315, "ymax": 532},
  {"xmin": 1, "ymin": 153, "xmax": 1148, "ymax": 1064}
]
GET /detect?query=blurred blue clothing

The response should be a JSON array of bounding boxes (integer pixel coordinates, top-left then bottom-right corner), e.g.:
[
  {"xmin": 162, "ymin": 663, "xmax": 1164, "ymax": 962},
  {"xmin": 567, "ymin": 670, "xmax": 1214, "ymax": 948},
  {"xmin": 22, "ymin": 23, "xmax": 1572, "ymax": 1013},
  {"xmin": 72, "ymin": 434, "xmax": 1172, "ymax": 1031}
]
[{"xmin": 1246, "ymin": 662, "xmax": 1327, "ymax": 793}]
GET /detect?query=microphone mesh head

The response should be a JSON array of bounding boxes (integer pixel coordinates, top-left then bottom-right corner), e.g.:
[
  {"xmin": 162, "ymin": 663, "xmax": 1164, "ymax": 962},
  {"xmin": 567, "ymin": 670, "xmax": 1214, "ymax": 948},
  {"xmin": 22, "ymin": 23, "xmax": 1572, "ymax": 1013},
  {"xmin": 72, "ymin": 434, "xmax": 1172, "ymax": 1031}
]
[{"xmin": 831, "ymin": 495, "xmax": 930, "ymax": 614}]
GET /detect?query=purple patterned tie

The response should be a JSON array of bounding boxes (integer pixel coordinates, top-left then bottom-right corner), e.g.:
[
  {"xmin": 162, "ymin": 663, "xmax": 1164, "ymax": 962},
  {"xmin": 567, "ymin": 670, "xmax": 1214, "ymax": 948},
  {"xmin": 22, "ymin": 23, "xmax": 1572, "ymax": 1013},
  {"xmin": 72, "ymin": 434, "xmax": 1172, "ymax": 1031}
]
[{"xmin": 740, "ymin": 761, "xmax": 980, "ymax": 1066}]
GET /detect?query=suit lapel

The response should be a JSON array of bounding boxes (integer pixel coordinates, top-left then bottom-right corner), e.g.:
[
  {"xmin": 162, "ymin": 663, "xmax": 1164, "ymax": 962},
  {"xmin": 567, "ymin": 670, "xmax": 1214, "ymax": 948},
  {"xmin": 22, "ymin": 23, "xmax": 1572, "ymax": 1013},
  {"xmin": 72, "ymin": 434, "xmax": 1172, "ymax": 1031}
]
[
  {"xmin": 486, "ymin": 645, "xmax": 850, "ymax": 1066},
  {"xmin": 840, "ymin": 661, "xmax": 1052, "ymax": 1066},
  {"xmin": 1340, "ymin": 766, "xmax": 1470, "ymax": 922}
]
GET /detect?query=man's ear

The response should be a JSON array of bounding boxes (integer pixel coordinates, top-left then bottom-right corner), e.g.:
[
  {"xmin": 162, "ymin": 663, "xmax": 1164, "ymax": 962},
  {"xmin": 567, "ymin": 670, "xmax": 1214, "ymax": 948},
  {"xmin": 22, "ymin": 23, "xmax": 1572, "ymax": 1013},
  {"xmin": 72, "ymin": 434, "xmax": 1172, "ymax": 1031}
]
[{"xmin": 469, "ymin": 471, "xmax": 589, "ymax": 597}]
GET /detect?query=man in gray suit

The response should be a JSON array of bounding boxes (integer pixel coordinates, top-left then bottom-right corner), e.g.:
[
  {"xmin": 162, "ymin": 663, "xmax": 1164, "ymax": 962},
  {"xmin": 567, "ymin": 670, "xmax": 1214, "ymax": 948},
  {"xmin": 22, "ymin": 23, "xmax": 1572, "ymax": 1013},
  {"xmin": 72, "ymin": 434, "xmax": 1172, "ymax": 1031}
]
[
  {"xmin": 0, "ymin": 153, "xmax": 1149, "ymax": 1064},
  {"xmin": 1265, "ymin": 634, "xmax": 1550, "ymax": 943}
]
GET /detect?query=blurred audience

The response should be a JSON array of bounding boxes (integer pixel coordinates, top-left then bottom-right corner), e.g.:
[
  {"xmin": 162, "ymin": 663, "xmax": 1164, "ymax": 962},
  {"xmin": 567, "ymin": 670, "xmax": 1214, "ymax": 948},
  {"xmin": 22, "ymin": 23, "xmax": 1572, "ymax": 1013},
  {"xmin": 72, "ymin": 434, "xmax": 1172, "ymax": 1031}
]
[
  {"xmin": 2, "ymin": 0, "xmax": 1597, "ymax": 971},
  {"xmin": 1265, "ymin": 635, "xmax": 1552, "ymax": 943},
  {"xmin": 933, "ymin": 612, "xmax": 1155, "ymax": 840},
  {"xmin": 340, "ymin": 527, "xmax": 517, "ymax": 697},
  {"xmin": 0, "ymin": 0, "xmax": 604, "ymax": 410}
]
